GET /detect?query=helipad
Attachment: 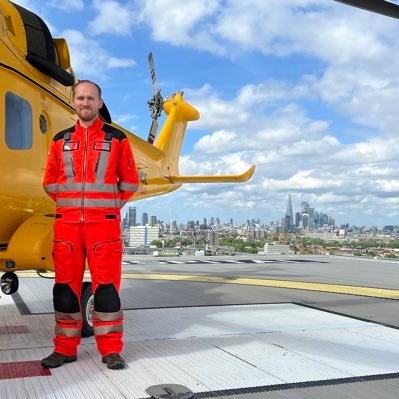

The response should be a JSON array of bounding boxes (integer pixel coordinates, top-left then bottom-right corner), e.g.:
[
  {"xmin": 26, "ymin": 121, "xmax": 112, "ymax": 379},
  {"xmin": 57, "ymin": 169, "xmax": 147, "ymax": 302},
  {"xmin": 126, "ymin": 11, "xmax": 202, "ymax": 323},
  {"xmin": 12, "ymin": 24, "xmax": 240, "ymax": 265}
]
[{"xmin": 1, "ymin": 292, "xmax": 399, "ymax": 399}]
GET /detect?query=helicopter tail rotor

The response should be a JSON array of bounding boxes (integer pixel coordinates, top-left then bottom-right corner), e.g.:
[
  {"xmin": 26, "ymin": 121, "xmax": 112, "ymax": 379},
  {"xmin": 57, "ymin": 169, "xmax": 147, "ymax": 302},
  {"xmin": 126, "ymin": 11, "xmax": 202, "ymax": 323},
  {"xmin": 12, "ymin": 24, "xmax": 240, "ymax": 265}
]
[{"xmin": 147, "ymin": 52, "xmax": 164, "ymax": 144}]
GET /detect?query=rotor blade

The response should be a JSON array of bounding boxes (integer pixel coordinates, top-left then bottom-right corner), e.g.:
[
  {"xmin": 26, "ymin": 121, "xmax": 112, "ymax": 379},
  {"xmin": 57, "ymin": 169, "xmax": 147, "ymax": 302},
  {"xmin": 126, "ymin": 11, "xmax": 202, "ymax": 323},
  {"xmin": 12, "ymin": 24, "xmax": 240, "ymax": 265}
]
[
  {"xmin": 148, "ymin": 52, "xmax": 159, "ymax": 94},
  {"xmin": 335, "ymin": 0, "xmax": 399, "ymax": 19},
  {"xmin": 147, "ymin": 118, "xmax": 158, "ymax": 144}
]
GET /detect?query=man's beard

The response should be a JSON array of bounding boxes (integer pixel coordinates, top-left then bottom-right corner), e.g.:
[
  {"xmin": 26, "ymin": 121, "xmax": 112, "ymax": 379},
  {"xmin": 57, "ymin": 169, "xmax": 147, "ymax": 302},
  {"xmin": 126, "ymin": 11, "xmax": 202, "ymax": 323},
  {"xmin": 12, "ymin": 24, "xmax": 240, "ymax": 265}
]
[{"xmin": 77, "ymin": 108, "xmax": 98, "ymax": 121}]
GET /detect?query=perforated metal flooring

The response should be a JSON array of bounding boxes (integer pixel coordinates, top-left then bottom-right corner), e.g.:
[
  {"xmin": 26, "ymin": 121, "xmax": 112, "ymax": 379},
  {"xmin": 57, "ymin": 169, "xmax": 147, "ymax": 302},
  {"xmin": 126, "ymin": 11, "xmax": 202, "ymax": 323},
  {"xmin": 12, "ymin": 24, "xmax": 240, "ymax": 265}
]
[{"xmin": 2, "ymin": 296, "xmax": 399, "ymax": 398}]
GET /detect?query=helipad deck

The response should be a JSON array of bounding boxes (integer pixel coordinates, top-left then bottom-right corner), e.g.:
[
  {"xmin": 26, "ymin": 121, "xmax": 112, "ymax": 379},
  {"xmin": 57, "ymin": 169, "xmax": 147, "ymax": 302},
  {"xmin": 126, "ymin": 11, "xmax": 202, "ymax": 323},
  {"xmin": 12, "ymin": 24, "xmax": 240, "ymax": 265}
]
[{"xmin": 1, "ymin": 291, "xmax": 399, "ymax": 399}]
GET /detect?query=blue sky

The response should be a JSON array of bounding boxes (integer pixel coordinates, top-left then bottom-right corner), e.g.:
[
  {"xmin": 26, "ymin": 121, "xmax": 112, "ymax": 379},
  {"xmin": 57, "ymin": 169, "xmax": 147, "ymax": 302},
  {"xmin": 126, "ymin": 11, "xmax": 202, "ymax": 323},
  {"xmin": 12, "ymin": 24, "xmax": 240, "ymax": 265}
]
[{"xmin": 12, "ymin": 0, "xmax": 399, "ymax": 227}]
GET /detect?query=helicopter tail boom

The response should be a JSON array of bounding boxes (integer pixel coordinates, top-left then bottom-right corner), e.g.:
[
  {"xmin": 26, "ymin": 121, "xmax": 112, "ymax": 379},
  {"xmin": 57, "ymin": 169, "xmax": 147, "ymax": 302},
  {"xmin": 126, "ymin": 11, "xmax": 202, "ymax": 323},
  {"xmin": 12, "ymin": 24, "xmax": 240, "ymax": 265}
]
[{"xmin": 169, "ymin": 165, "xmax": 255, "ymax": 184}]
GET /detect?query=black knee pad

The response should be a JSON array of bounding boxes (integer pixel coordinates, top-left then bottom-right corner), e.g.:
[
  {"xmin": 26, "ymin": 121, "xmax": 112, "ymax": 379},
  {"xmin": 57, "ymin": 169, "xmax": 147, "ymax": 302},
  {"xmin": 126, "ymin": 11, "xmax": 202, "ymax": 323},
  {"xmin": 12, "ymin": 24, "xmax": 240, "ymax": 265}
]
[
  {"xmin": 94, "ymin": 283, "xmax": 121, "ymax": 312},
  {"xmin": 53, "ymin": 283, "xmax": 80, "ymax": 313}
]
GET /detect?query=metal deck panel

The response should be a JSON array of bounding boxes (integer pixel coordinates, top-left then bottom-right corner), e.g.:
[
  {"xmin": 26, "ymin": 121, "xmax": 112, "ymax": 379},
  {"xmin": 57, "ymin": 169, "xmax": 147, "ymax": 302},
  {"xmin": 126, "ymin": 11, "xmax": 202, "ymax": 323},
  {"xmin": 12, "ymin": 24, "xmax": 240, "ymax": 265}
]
[
  {"xmin": 2, "ymin": 303, "xmax": 399, "ymax": 398},
  {"xmin": 121, "ymin": 303, "xmax": 372, "ymax": 342}
]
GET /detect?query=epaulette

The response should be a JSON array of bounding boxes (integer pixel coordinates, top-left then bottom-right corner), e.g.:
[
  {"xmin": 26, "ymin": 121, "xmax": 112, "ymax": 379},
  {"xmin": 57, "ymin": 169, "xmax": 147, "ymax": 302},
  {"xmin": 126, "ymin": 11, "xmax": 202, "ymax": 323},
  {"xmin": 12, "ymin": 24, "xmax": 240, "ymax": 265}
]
[
  {"xmin": 102, "ymin": 124, "xmax": 127, "ymax": 142},
  {"xmin": 53, "ymin": 126, "xmax": 75, "ymax": 142}
]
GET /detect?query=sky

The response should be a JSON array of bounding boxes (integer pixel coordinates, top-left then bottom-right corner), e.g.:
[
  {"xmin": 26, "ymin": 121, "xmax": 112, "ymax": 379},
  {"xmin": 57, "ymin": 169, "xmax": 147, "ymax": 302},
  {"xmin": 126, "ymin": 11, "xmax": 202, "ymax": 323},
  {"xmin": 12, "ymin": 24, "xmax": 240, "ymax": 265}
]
[{"xmin": 11, "ymin": 0, "xmax": 399, "ymax": 228}]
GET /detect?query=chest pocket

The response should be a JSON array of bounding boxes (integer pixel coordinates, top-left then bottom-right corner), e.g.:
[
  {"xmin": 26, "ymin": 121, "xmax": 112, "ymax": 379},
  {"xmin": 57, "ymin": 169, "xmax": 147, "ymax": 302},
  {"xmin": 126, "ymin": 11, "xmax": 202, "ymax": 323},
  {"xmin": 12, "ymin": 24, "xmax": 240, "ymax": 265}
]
[
  {"xmin": 63, "ymin": 141, "xmax": 80, "ymax": 151},
  {"xmin": 93, "ymin": 141, "xmax": 111, "ymax": 151}
]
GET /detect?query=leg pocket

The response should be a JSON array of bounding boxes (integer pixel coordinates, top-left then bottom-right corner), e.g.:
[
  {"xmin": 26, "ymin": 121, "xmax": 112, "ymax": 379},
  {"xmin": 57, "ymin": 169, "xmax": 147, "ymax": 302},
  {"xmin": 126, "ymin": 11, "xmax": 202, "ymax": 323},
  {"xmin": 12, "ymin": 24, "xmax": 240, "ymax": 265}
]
[
  {"xmin": 53, "ymin": 241, "xmax": 74, "ymax": 283},
  {"xmin": 91, "ymin": 240, "xmax": 122, "ymax": 285}
]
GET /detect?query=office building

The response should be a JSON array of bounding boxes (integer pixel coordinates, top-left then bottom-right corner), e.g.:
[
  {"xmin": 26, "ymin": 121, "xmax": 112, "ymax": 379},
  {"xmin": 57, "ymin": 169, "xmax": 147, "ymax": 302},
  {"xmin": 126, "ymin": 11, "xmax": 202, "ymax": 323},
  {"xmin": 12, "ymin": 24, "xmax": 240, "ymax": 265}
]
[
  {"xmin": 128, "ymin": 206, "xmax": 136, "ymax": 227},
  {"xmin": 129, "ymin": 226, "xmax": 159, "ymax": 247},
  {"xmin": 150, "ymin": 216, "xmax": 157, "ymax": 226}
]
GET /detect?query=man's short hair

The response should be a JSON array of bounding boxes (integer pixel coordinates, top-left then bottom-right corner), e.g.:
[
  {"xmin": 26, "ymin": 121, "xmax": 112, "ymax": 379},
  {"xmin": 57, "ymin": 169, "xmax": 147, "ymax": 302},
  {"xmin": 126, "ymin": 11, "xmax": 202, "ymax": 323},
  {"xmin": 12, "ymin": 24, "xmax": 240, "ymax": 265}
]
[{"xmin": 72, "ymin": 80, "xmax": 102, "ymax": 99}]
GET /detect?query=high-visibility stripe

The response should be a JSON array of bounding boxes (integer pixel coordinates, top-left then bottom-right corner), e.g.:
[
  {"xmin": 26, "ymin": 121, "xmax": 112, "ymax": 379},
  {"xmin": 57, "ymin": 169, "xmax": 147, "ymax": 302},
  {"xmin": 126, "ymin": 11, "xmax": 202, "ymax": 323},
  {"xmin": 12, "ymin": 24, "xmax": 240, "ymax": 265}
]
[
  {"xmin": 95, "ymin": 148, "xmax": 110, "ymax": 182},
  {"xmin": 57, "ymin": 182, "xmax": 117, "ymax": 193},
  {"xmin": 94, "ymin": 324, "xmax": 123, "ymax": 335},
  {"xmin": 55, "ymin": 311, "xmax": 82, "ymax": 321},
  {"xmin": 55, "ymin": 326, "xmax": 81, "ymax": 337},
  {"xmin": 43, "ymin": 183, "xmax": 58, "ymax": 193},
  {"xmin": 46, "ymin": 182, "xmax": 131, "ymax": 194},
  {"xmin": 63, "ymin": 149, "xmax": 75, "ymax": 180},
  {"xmin": 55, "ymin": 311, "xmax": 82, "ymax": 337},
  {"xmin": 93, "ymin": 310, "xmax": 123, "ymax": 322},
  {"xmin": 119, "ymin": 182, "xmax": 138, "ymax": 192},
  {"xmin": 56, "ymin": 198, "xmax": 124, "ymax": 207}
]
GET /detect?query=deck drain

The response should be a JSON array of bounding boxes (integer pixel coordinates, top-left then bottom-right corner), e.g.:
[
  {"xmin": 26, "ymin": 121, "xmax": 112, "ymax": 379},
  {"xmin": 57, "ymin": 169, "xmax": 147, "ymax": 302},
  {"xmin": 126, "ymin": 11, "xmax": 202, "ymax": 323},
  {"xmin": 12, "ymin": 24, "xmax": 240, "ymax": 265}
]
[{"xmin": 146, "ymin": 384, "xmax": 194, "ymax": 398}]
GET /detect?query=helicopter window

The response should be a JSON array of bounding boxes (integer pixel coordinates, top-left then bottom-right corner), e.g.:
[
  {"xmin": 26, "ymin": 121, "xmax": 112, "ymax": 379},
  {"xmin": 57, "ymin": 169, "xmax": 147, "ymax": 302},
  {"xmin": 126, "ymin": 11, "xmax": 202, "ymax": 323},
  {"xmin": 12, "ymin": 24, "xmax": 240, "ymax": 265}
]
[
  {"xmin": 39, "ymin": 114, "xmax": 48, "ymax": 134},
  {"xmin": 5, "ymin": 92, "xmax": 33, "ymax": 150}
]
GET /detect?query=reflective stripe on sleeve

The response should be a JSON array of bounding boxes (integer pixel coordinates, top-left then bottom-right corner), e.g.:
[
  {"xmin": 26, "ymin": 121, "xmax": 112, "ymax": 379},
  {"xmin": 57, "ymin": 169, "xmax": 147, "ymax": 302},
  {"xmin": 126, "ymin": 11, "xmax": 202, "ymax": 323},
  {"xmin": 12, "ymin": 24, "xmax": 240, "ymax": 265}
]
[
  {"xmin": 43, "ymin": 183, "xmax": 58, "ymax": 193},
  {"xmin": 118, "ymin": 182, "xmax": 138, "ymax": 192}
]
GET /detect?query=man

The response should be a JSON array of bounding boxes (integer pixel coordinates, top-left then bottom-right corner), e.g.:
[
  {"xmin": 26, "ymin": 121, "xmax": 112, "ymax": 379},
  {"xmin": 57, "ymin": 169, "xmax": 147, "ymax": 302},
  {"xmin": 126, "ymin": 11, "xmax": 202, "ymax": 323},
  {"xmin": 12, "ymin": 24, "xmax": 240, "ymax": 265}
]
[{"xmin": 41, "ymin": 80, "xmax": 139, "ymax": 370}]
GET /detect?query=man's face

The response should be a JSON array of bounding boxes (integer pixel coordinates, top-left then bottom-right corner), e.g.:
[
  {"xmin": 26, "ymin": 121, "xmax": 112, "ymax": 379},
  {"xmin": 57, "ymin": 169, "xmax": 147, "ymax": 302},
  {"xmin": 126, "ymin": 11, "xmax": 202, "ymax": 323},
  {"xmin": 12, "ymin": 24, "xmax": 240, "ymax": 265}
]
[{"xmin": 72, "ymin": 82, "xmax": 103, "ymax": 124}]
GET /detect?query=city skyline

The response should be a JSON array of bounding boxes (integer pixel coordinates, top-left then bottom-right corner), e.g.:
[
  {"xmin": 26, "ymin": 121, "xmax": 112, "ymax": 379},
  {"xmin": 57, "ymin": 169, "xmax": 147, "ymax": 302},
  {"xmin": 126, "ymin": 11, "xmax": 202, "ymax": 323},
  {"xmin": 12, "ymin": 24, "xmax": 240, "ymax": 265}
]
[{"xmin": 123, "ymin": 195, "xmax": 340, "ymax": 228}]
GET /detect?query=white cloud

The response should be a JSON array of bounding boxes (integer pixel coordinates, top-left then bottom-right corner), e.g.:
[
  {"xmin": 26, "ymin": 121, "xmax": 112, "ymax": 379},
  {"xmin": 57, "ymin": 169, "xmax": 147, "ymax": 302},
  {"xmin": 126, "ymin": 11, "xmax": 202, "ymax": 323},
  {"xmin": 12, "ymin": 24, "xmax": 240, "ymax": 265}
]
[
  {"xmin": 131, "ymin": 0, "xmax": 399, "ymax": 141},
  {"xmin": 61, "ymin": 29, "xmax": 136, "ymax": 78},
  {"xmin": 194, "ymin": 130, "xmax": 238, "ymax": 154},
  {"xmin": 89, "ymin": 0, "xmax": 136, "ymax": 36},
  {"xmin": 135, "ymin": 0, "xmax": 225, "ymax": 53},
  {"xmin": 168, "ymin": 67, "xmax": 399, "ymax": 226},
  {"xmin": 47, "ymin": 0, "xmax": 84, "ymax": 10}
]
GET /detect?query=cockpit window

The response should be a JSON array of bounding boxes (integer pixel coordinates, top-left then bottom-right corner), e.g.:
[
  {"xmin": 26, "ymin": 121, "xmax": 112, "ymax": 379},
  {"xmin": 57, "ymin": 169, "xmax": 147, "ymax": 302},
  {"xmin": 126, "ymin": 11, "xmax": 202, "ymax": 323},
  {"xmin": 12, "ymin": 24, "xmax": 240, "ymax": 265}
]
[{"xmin": 5, "ymin": 92, "xmax": 33, "ymax": 150}]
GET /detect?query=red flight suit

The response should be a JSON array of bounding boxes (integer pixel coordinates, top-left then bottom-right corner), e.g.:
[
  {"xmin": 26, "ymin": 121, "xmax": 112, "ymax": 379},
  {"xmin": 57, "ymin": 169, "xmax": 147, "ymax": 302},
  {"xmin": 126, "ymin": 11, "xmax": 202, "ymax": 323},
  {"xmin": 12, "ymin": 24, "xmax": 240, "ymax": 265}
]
[{"xmin": 43, "ymin": 117, "xmax": 139, "ymax": 357}]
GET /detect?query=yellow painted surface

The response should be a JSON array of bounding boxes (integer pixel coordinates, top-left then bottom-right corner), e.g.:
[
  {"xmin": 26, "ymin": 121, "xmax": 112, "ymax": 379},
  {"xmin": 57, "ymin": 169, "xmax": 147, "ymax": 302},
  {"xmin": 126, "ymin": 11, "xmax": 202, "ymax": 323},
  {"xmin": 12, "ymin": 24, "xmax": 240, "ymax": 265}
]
[{"xmin": 15, "ymin": 271, "xmax": 399, "ymax": 299}]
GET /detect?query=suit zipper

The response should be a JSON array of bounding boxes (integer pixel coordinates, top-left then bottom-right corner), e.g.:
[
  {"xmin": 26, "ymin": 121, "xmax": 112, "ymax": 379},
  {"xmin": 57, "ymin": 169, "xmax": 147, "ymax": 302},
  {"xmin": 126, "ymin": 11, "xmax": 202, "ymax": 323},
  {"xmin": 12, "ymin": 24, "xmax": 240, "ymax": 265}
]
[
  {"xmin": 81, "ymin": 128, "xmax": 88, "ymax": 223},
  {"xmin": 94, "ymin": 153, "xmax": 101, "ymax": 175}
]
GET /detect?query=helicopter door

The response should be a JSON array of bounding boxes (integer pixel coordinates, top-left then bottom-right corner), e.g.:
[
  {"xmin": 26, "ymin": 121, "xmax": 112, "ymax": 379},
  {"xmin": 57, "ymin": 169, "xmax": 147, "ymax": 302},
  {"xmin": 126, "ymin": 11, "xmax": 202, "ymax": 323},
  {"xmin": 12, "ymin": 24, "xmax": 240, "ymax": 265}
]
[{"xmin": 0, "ymin": 77, "xmax": 44, "ymax": 211}]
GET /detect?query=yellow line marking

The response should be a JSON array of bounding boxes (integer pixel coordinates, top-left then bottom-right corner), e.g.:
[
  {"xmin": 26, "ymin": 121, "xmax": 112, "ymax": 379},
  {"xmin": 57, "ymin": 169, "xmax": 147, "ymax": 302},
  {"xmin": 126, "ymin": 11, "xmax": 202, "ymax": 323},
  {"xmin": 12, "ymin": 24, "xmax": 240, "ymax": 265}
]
[{"xmin": 16, "ymin": 271, "xmax": 399, "ymax": 299}]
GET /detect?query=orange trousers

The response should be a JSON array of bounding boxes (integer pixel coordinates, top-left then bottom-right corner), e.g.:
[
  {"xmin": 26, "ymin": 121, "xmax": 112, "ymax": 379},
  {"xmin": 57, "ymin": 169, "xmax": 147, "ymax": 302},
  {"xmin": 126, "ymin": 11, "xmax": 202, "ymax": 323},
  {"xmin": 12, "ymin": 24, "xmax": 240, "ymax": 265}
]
[{"xmin": 52, "ymin": 219, "xmax": 123, "ymax": 357}]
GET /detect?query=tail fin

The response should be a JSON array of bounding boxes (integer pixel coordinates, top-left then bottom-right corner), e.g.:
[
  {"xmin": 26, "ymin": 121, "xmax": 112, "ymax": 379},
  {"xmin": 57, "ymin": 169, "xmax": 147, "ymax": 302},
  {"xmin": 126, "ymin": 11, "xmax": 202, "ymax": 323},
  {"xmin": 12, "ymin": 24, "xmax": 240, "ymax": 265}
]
[{"xmin": 154, "ymin": 92, "xmax": 199, "ymax": 175}]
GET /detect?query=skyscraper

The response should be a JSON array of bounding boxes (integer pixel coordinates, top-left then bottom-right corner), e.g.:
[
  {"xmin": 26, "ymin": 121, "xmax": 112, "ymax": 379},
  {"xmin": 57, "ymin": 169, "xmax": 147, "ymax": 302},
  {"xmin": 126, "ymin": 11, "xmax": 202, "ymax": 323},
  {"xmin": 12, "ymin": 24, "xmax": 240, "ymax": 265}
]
[
  {"xmin": 285, "ymin": 195, "xmax": 294, "ymax": 232},
  {"xmin": 150, "ymin": 216, "xmax": 157, "ymax": 226},
  {"xmin": 142, "ymin": 212, "xmax": 148, "ymax": 226},
  {"xmin": 128, "ymin": 206, "xmax": 136, "ymax": 227}
]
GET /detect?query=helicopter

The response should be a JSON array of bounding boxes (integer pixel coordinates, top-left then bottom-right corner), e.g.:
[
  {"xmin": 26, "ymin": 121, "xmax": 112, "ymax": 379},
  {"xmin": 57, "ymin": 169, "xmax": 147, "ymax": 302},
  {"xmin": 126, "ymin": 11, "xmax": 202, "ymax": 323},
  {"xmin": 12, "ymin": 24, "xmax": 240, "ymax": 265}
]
[{"xmin": 0, "ymin": 0, "xmax": 255, "ymax": 336}]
